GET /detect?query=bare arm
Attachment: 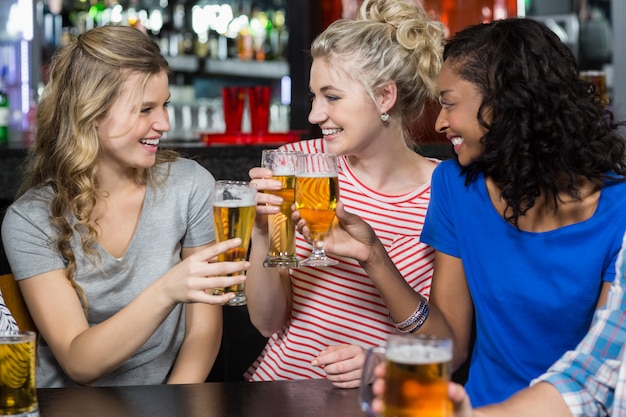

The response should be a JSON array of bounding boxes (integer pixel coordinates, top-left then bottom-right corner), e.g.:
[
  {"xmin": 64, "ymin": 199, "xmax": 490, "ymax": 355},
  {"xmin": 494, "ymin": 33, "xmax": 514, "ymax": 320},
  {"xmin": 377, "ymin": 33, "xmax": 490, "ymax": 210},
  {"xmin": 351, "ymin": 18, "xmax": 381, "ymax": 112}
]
[
  {"xmin": 596, "ymin": 281, "xmax": 611, "ymax": 309},
  {"xmin": 418, "ymin": 251, "xmax": 474, "ymax": 370},
  {"xmin": 20, "ymin": 239, "xmax": 247, "ymax": 385},
  {"xmin": 246, "ymin": 167, "xmax": 293, "ymax": 336},
  {"xmin": 474, "ymin": 382, "xmax": 572, "ymax": 417},
  {"xmin": 313, "ymin": 202, "xmax": 425, "ymax": 329},
  {"xmin": 318, "ymin": 203, "xmax": 474, "ymax": 371},
  {"xmin": 167, "ymin": 243, "xmax": 224, "ymax": 384}
]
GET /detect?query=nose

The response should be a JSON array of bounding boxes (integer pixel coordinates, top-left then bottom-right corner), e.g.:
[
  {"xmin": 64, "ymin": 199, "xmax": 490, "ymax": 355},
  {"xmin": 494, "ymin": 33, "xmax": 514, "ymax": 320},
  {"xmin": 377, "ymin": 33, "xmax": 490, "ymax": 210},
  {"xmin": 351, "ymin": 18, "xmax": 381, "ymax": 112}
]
[
  {"xmin": 156, "ymin": 107, "xmax": 171, "ymax": 133},
  {"xmin": 434, "ymin": 109, "xmax": 448, "ymax": 134},
  {"xmin": 307, "ymin": 97, "xmax": 326, "ymax": 125}
]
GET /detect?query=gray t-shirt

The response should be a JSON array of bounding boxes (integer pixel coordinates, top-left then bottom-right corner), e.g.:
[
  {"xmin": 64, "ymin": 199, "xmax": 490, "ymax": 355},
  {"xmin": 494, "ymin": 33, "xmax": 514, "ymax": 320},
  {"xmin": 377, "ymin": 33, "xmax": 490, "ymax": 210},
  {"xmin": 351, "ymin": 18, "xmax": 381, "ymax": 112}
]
[{"xmin": 1, "ymin": 158, "xmax": 215, "ymax": 387}]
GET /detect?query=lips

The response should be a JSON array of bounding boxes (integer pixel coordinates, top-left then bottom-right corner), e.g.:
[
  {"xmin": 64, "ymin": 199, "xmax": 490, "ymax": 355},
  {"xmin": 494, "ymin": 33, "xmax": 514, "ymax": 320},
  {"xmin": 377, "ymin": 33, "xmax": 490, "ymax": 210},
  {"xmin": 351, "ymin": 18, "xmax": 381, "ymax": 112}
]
[{"xmin": 450, "ymin": 137, "xmax": 463, "ymax": 153}]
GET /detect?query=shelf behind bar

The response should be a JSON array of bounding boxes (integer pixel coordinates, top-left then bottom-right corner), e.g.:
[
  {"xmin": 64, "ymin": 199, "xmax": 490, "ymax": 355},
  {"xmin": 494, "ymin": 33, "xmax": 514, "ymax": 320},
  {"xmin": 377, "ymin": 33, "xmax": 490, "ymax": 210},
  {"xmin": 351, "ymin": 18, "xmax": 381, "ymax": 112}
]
[
  {"xmin": 205, "ymin": 58, "xmax": 289, "ymax": 78},
  {"xmin": 166, "ymin": 56, "xmax": 289, "ymax": 79}
]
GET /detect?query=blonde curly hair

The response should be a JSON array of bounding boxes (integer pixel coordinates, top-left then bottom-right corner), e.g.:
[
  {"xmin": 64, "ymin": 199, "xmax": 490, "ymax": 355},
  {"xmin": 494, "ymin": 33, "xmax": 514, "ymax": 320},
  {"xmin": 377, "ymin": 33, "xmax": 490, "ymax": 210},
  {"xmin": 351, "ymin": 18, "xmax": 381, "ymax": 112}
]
[
  {"xmin": 18, "ymin": 25, "xmax": 178, "ymax": 308},
  {"xmin": 310, "ymin": 0, "xmax": 444, "ymax": 146}
]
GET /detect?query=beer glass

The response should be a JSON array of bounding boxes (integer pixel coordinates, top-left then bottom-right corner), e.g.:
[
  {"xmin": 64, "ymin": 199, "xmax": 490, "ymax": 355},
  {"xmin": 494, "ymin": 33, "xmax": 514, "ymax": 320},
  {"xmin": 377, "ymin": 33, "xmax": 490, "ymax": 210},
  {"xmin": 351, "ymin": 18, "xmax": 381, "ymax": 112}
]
[
  {"xmin": 295, "ymin": 153, "xmax": 339, "ymax": 267},
  {"xmin": 360, "ymin": 334, "xmax": 453, "ymax": 417},
  {"xmin": 0, "ymin": 331, "xmax": 38, "ymax": 417},
  {"xmin": 213, "ymin": 180, "xmax": 257, "ymax": 306},
  {"xmin": 261, "ymin": 149, "xmax": 301, "ymax": 269}
]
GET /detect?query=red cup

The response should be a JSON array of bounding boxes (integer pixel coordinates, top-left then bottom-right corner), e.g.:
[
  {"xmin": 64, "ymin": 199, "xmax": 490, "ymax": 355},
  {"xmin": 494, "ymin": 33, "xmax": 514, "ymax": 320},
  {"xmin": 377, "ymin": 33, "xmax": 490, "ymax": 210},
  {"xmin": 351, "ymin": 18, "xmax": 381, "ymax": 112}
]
[
  {"xmin": 248, "ymin": 86, "xmax": 271, "ymax": 133},
  {"xmin": 222, "ymin": 86, "xmax": 246, "ymax": 133}
]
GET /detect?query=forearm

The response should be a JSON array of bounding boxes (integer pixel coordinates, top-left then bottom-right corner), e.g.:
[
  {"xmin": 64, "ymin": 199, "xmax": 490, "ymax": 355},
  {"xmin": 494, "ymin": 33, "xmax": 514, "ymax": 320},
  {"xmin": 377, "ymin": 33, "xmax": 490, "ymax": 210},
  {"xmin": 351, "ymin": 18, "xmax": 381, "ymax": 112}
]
[
  {"xmin": 359, "ymin": 239, "xmax": 425, "ymax": 324},
  {"xmin": 168, "ymin": 304, "xmax": 223, "ymax": 384},
  {"xmin": 475, "ymin": 382, "xmax": 572, "ymax": 417},
  {"xmin": 58, "ymin": 281, "xmax": 176, "ymax": 384},
  {"xmin": 245, "ymin": 230, "xmax": 291, "ymax": 336},
  {"xmin": 360, "ymin": 245, "xmax": 461, "ymax": 364}
]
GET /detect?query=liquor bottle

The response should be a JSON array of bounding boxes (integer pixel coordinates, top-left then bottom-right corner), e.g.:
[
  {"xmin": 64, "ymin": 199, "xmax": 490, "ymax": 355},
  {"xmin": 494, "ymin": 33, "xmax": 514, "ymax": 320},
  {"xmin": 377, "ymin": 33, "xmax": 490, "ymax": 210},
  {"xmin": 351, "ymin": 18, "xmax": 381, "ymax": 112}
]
[{"xmin": 0, "ymin": 70, "xmax": 9, "ymax": 145}]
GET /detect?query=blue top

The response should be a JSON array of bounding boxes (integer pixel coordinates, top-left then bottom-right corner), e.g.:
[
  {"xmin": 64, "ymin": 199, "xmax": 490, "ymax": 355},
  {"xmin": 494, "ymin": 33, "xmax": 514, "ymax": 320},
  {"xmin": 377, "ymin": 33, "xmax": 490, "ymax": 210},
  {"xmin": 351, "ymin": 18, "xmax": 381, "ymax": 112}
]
[
  {"xmin": 421, "ymin": 159, "xmax": 626, "ymax": 406},
  {"xmin": 535, "ymin": 232, "xmax": 626, "ymax": 416}
]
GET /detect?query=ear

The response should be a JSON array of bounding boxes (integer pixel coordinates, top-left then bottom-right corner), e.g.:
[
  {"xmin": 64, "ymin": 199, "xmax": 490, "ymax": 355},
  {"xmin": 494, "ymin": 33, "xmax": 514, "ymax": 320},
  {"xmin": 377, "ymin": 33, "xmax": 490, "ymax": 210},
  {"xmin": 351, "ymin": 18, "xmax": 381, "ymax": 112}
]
[{"xmin": 378, "ymin": 81, "xmax": 398, "ymax": 114}]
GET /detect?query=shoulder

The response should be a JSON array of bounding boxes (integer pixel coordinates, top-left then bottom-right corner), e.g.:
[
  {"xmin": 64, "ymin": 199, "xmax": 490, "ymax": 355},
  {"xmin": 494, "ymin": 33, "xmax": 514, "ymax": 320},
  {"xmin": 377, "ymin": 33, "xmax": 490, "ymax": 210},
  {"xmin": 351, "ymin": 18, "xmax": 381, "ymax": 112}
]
[
  {"xmin": 432, "ymin": 159, "xmax": 463, "ymax": 183},
  {"xmin": 3, "ymin": 187, "xmax": 54, "ymax": 223}
]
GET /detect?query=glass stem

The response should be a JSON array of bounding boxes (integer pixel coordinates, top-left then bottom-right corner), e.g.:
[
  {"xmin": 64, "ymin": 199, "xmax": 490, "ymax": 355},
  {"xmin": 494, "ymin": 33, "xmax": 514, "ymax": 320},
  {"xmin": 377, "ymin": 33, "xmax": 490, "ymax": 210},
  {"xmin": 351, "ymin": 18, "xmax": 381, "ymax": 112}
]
[{"xmin": 310, "ymin": 240, "xmax": 326, "ymax": 259}]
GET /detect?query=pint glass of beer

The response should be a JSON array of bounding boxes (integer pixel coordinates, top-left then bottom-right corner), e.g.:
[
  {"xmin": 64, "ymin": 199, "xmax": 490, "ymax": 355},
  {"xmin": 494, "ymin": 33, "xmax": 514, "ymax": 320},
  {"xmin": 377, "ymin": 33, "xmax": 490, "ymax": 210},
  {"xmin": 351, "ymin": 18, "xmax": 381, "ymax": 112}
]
[
  {"xmin": 295, "ymin": 153, "xmax": 339, "ymax": 267},
  {"xmin": 360, "ymin": 334, "xmax": 453, "ymax": 417},
  {"xmin": 0, "ymin": 331, "xmax": 38, "ymax": 416},
  {"xmin": 213, "ymin": 180, "xmax": 257, "ymax": 306},
  {"xmin": 261, "ymin": 149, "xmax": 301, "ymax": 269}
]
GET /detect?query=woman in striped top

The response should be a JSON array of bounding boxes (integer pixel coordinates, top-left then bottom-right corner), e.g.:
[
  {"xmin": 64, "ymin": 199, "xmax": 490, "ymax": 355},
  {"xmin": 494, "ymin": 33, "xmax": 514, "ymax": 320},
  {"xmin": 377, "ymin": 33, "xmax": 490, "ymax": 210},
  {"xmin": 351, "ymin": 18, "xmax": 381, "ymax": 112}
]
[{"xmin": 245, "ymin": 0, "xmax": 444, "ymax": 388}]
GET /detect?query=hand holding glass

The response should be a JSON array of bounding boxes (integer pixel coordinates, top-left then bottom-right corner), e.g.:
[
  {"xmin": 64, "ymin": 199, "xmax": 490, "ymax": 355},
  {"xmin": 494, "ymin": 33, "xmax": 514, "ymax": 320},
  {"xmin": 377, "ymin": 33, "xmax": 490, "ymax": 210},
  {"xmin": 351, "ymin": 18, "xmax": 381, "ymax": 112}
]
[
  {"xmin": 295, "ymin": 153, "xmax": 339, "ymax": 267},
  {"xmin": 213, "ymin": 180, "xmax": 257, "ymax": 306},
  {"xmin": 261, "ymin": 149, "xmax": 301, "ymax": 268},
  {"xmin": 360, "ymin": 334, "xmax": 453, "ymax": 417}
]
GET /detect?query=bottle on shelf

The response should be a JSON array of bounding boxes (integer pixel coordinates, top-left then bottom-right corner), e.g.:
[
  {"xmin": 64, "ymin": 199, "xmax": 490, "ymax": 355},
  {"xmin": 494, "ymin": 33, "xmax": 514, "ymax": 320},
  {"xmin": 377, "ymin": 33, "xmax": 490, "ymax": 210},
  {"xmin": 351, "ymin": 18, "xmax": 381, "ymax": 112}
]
[{"xmin": 0, "ymin": 67, "xmax": 9, "ymax": 145}]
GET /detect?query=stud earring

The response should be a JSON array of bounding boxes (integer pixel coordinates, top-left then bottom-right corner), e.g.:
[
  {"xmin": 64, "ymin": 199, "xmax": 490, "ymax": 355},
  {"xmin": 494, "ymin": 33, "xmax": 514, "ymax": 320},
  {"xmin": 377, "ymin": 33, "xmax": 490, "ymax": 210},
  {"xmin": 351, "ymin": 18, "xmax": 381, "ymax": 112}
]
[{"xmin": 381, "ymin": 112, "xmax": 389, "ymax": 122}]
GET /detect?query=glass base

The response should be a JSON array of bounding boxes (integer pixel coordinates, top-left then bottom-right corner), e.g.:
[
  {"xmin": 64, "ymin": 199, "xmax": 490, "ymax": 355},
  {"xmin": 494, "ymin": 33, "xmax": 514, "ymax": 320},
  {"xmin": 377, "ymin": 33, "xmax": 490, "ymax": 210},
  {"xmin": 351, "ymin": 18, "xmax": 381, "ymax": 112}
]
[
  {"xmin": 263, "ymin": 256, "xmax": 299, "ymax": 269},
  {"xmin": 226, "ymin": 292, "xmax": 247, "ymax": 306},
  {"xmin": 299, "ymin": 256, "xmax": 338, "ymax": 267},
  {"xmin": 0, "ymin": 407, "xmax": 39, "ymax": 417}
]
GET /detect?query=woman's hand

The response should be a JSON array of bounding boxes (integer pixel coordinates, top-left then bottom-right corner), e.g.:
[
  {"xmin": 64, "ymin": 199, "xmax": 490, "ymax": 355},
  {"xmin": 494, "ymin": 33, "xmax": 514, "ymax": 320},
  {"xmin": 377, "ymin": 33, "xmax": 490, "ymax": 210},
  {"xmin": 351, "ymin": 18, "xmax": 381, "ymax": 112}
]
[
  {"xmin": 311, "ymin": 344, "xmax": 368, "ymax": 389},
  {"xmin": 295, "ymin": 202, "xmax": 380, "ymax": 264},
  {"xmin": 160, "ymin": 238, "xmax": 248, "ymax": 306},
  {"xmin": 248, "ymin": 166, "xmax": 284, "ymax": 233}
]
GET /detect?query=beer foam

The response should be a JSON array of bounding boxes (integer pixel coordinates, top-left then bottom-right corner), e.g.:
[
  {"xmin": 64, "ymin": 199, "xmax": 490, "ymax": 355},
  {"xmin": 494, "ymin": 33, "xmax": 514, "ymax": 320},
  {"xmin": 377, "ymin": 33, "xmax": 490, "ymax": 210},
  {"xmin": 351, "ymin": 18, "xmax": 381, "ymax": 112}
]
[
  {"xmin": 386, "ymin": 344, "xmax": 452, "ymax": 365},
  {"xmin": 273, "ymin": 167, "xmax": 294, "ymax": 176},
  {"xmin": 214, "ymin": 199, "xmax": 256, "ymax": 207},
  {"xmin": 296, "ymin": 173, "xmax": 339, "ymax": 178}
]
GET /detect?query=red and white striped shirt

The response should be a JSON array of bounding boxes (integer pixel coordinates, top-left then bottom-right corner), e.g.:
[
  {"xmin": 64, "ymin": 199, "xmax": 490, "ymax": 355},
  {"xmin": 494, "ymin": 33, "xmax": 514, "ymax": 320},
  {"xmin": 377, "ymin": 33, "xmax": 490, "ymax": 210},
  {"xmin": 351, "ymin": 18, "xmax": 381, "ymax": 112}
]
[{"xmin": 245, "ymin": 139, "xmax": 436, "ymax": 381}]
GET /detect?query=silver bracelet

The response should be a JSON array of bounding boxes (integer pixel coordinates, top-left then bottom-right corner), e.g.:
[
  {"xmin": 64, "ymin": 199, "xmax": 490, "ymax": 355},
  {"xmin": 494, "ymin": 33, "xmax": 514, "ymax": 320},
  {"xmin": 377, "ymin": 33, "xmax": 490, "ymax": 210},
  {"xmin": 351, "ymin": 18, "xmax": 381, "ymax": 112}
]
[
  {"xmin": 390, "ymin": 296, "xmax": 429, "ymax": 333},
  {"xmin": 406, "ymin": 303, "xmax": 429, "ymax": 333}
]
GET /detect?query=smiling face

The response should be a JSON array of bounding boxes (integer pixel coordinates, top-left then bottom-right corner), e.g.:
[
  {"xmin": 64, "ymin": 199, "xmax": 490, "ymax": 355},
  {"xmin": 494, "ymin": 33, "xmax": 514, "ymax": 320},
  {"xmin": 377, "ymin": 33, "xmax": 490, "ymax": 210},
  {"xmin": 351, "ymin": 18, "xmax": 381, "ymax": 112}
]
[
  {"xmin": 435, "ymin": 60, "xmax": 490, "ymax": 166},
  {"xmin": 308, "ymin": 58, "xmax": 385, "ymax": 156},
  {"xmin": 96, "ymin": 70, "xmax": 170, "ymax": 172}
]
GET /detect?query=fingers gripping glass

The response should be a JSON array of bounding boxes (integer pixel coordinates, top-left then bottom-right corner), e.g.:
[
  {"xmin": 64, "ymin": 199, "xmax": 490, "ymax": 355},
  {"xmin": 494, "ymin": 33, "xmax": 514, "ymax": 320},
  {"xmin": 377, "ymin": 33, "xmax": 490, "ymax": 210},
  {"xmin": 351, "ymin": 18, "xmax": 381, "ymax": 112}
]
[
  {"xmin": 261, "ymin": 150, "xmax": 301, "ymax": 269},
  {"xmin": 212, "ymin": 180, "xmax": 257, "ymax": 306}
]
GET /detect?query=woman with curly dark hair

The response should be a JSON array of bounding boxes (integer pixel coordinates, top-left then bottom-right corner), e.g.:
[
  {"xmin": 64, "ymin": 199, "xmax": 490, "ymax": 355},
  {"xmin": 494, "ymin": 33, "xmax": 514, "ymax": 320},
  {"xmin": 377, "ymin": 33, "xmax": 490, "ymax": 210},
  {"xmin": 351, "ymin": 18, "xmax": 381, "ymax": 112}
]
[{"xmin": 309, "ymin": 17, "xmax": 626, "ymax": 407}]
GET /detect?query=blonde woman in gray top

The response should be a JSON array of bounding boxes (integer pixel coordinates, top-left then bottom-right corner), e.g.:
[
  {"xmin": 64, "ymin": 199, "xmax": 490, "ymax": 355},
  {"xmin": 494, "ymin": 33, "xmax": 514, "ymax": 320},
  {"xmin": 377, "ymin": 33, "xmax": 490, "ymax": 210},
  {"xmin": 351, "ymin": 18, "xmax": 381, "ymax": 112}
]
[{"xmin": 1, "ymin": 26, "xmax": 247, "ymax": 387}]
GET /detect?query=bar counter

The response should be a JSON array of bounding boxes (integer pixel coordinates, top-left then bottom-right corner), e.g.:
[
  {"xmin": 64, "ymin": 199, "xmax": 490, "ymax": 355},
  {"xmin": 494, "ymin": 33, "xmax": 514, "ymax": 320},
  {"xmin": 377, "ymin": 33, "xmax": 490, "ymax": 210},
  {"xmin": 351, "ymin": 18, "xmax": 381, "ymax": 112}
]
[
  {"xmin": 0, "ymin": 141, "xmax": 267, "ymax": 202},
  {"xmin": 0, "ymin": 140, "xmax": 451, "ymax": 203},
  {"xmin": 36, "ymin": 379, "xmax": 366, "ymax": 417}
]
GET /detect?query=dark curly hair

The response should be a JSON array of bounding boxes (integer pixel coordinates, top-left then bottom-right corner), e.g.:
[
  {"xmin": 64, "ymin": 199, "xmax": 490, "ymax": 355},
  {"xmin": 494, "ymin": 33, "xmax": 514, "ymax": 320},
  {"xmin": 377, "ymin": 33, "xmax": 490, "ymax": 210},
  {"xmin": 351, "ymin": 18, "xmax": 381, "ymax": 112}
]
[{"xmin": 444, "ymin": 18, "xmax": 626, "ymax": 226}]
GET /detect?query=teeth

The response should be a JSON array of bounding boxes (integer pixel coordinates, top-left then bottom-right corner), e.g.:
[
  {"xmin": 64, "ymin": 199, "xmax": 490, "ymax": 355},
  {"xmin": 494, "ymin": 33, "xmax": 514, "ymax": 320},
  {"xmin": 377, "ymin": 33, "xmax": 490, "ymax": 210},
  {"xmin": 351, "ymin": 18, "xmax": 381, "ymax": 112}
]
[
  {"xmin": 141, "ymin": 138, "xmax": 160, "ymax": 146},
  {"xmin": 322, "ymin": 128, "xmax": 342, "ymax": 136},
  {"xmin": 451, "ymin": 137, "xmax": 463, "ymax": 146}
]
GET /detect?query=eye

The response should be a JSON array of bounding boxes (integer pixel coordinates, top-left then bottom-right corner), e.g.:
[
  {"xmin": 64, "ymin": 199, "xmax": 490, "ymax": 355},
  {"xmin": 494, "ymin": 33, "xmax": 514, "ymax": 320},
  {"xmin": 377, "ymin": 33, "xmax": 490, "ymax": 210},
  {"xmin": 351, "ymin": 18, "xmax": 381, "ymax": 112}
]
[
  {"xmin": 164, "ymin": 100, "xmax": 171, "ymax": 108},
  {"xmin": 325, "ymin": 95, "xmax": 339, "ymax": 102},
  {"xmin": 140, "ymin": 106, "xmax": 152, "ymax": 114},
  {"xmin": 438, "ymin": 96, "xmax": 452, "ymax": 109}
]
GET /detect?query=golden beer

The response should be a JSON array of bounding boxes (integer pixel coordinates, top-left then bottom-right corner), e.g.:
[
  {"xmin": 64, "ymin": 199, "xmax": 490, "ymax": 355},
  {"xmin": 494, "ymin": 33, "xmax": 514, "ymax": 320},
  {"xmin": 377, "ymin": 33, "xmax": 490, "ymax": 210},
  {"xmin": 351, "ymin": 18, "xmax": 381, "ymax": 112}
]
[
  {"xmin": 264, "ymin": 175, "xmax": 298, "ymax": 267},
  {"xmin": 383, "ymin": 344, "xmax": 452, "ymax": 417},
  {"xmin": 0, "ymin": 332, "xmax": 38, "ymax": 415},
  {"xmin": 212, "ymin": 180, "xmax": 257, "ymax": 306},
  {"xmin": 295, "ymin": 175, "xmax": 339, "ymax": 240}
]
